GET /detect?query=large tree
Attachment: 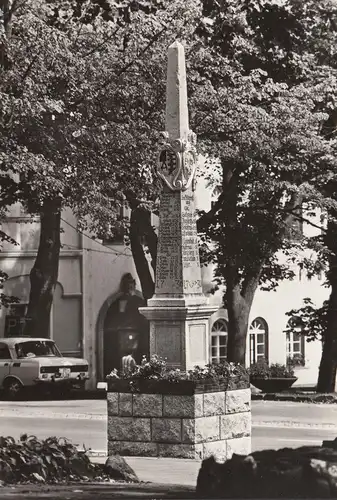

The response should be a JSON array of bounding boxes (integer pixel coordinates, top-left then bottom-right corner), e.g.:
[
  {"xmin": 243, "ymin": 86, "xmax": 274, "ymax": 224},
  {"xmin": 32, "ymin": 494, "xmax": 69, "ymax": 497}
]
[
  {"xmin": 186, "ymin": 0, "xmax": 337, "ymax": 378},
  {"xmin": 0, "ymin": 0, "xmax": 201, "ymax": 332}
]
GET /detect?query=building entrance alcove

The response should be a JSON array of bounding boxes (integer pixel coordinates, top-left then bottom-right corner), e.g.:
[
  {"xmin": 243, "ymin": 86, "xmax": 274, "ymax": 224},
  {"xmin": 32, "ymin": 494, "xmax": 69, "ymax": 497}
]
[{"xmin": 102, "ymin": 274, "xmax": 149, "ymax": 378}]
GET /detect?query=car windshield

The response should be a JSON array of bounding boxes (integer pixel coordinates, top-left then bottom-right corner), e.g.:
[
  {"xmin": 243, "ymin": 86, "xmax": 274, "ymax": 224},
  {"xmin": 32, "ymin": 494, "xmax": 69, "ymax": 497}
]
[{"xmin": 15, "ymin": 340, "xmax": 62, "ymax": 358}]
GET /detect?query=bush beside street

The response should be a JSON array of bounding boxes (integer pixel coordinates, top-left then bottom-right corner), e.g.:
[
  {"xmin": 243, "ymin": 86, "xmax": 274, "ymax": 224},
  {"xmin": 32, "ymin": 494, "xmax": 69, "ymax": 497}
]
[{"xmin": 0, "ymin": 435, "xmax": 138, "ymax": 486}]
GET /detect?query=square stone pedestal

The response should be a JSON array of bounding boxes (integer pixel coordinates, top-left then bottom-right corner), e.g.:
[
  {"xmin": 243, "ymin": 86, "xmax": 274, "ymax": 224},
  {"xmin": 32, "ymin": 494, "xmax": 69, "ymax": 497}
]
[
  {"xmin": 140, "ymin": 301, "xmax": 218, "ymax": 371},
  {"xmin": 107, "ymin": 379, "xmax": 251, "ymax": 461}
]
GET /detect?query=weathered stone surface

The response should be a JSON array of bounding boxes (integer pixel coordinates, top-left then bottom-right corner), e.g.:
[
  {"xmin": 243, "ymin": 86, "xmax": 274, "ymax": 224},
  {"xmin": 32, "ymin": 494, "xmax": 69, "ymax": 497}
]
[
  {"xmin": 107, "ymin": 392, "xmax": 118, "ymax": 416},
  {"xmin": 226, "ymin": 436, "xmax": 252, "ymax": 458},
  {"xmin": 220, "ymin": 413, "xmax": 251, "ymax": 440},
  {"xmin": 104, "ymin": 455, "xmax": 139, "ymax": 482},
  {"xmin": 202, "ymin": 440, "xmax": 227, "ymax": 462},
  {"xmin": 196, "ymin": 445, "xmax": 337, "ymax": 498},
  {"xmin": 196, "ymin": 416, "xmax": 220, "ymax": 442},
  {"xmin": 203, "ymin": 392, "xmax": 225, "ymax": 416},
  {"xmin": 225, "ymin": 389, "xmax": 250, "ymax": 414},
  {"xmin": 163, "ymin": 394, "xmax": 203, "ymax": 418},
  {"xmin": 158, "ymin": 443, "xmax": 203, "ymax": 459},
  {"xmin": 182, "ymin": 416, "xmax": 220, "ymax": 444},
  {"xmin": 108, "ymin": 416, "xmax": 151, "ymax": 442},
  {"xmin": 152, "ymin": 418, "xmax": 182, "ymax": 443},
  {"xmin": 133, "ymin": 393, "xmax": 162, "ymax": 417},
  {"xmin": 108, "ymin": 441, "xmax": 157, "ymax": 457},
  {"xmin": 165, "ymin": 41, "xmax": 189, "ymax": 140},
  {"xmin": 119, "ymin": 393, "xmax": 132, "ymax": 416},
  {"xmin": 182, "ymin": 418, "xmax": 195, "ymax": 444}
]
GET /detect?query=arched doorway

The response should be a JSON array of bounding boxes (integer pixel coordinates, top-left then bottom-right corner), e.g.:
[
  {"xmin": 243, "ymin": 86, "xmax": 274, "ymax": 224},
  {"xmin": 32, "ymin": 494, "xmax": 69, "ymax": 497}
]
[{"xmin": 102, "ymin": 274, "xmax": 149, "ymax": 377}]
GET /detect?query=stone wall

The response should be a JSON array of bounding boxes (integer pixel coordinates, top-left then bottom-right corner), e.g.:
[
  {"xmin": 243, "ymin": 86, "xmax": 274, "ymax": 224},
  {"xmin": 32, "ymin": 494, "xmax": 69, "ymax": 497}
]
[{"xmin": 107, "ymin": 388, "xmax": 251, "ymax": 460}]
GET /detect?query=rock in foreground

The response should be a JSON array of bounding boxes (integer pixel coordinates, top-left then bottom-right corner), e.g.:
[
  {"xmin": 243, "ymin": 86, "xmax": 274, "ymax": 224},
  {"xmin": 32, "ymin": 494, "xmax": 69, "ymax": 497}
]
[
  {"xmin": 104, "ymin": 455, "xmax": 139, "ymax": 482},
  {"xmin": 196, "ymin": 446, "xmax": 337, "ymax": 498}
]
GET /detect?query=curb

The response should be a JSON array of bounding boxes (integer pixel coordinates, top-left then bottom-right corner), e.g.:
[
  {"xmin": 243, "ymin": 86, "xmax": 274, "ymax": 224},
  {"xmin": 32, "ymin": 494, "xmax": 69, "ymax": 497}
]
[
  {"xmin": 252, "ymin": 392, "xmax": 337, "ymax": 403},
  {"xmin": 83, "ymin": 450, "xmax": 107, "ymax": 458},
  {"xmin": 252, "ymin": 421, "xmax": 337, "ymax": 430}
]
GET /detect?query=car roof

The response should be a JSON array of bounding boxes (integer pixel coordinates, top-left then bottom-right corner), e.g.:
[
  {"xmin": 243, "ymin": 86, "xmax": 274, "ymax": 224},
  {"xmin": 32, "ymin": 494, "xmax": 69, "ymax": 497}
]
[{"xmin": 0, "ymin": 338, "xmax": 55, "ymax": 347}]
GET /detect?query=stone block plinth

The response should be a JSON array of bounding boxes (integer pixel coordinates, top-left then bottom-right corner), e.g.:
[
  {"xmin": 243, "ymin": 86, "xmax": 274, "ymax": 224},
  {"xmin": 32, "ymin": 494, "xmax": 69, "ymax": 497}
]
[{"xmin": 107, "ymin": 380, "xmax": 251, "ymax": 461}]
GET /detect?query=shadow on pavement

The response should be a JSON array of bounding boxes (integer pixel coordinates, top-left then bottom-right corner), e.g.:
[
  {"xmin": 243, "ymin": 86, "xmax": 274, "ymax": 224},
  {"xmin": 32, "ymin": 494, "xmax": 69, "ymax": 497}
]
[{"xmin": 0, "ymin": 482, "xmax": 196, "ymax": 499}]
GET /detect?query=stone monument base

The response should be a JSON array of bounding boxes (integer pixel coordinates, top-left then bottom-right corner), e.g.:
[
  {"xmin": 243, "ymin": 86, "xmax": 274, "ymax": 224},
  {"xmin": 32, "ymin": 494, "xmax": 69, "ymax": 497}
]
[
  {"xmin": 107, "ymin": 380, "xmax": 251, "ymax": 461},
  {"xmin": 140, "ymin": 302, "xmax": 218, "ymax": 371}
]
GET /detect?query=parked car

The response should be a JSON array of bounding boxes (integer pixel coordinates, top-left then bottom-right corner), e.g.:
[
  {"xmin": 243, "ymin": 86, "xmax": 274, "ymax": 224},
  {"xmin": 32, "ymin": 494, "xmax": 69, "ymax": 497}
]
[{"xmin": 0, "ymin": 337, "xmax": 89, "ymax": 399}]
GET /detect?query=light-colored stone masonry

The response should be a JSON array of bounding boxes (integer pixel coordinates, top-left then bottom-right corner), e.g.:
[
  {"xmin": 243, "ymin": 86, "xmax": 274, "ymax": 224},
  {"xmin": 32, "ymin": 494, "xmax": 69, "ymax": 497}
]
[{"xmin": 107, "ymin": 388, "xmax": 251, "ymax": 461}]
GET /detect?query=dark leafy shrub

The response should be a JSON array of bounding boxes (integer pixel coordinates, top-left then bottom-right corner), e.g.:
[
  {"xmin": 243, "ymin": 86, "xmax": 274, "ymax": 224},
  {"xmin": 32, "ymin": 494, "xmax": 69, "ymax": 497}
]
[
  {"xmin": 249, "ymin": 359, "xmax": 295, "ymax": 379},
  {"xmin": 0, "ymin": 435, "xmax": 114, "ymax": 485}
]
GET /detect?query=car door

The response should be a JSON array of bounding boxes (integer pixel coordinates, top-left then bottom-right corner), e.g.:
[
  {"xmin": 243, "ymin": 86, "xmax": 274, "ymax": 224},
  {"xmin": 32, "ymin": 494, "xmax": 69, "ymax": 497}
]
[{"xmin": 0, "ymin": 342, "xmax": 12, "ymax": 386}]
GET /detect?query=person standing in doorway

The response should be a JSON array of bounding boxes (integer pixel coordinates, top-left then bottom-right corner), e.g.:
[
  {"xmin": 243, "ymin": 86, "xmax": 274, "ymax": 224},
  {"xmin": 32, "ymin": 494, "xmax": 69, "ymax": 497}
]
[
  {"xmin": 121, "ymin": 351, "xmax": 136, "ymax": 374},
  {"xmin": 121, "ymin": 334, "xmax": 138, "ymax": 375}
]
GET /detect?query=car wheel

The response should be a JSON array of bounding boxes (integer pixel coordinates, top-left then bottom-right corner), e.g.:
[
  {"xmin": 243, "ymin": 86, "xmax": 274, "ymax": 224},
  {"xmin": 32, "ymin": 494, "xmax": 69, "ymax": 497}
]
[{"xmin": 4, "ymin": 378, "xmax": 23, "ymax": 400}]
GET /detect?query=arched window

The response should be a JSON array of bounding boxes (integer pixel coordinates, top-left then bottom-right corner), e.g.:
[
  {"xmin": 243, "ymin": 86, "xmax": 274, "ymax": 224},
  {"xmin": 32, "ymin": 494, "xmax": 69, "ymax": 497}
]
[
  {"xmin": 249, "ymin": 317, "xmax": 269, "ymax": 364},
  {"xmin": 210, "ymin": 319, "xmax": 228, "ymax": 364},
  {"xmin": 286, "ymin": 316, "xmax": 305, "ymax": 366}
]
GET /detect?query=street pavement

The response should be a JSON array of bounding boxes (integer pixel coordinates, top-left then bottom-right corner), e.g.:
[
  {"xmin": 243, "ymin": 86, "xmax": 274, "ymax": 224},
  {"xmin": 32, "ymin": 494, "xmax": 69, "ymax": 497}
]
[{"xmin": 0, "ymin": 399, "xmax": 336, "ymax": 486}]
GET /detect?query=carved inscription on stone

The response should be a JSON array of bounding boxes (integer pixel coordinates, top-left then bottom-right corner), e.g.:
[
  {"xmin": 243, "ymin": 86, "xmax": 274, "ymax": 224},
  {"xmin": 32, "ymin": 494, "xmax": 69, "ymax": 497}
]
[
  {"xmin": 155, "ymin": 190, "xmax": 203, "ymax": 296},
  {"xmin": 155, "ymin": 192, "xmax": 182, "ymax": 294},
  {"xmin": 181, "ymin": 191, "xmax": 202, "ymax": 295}
]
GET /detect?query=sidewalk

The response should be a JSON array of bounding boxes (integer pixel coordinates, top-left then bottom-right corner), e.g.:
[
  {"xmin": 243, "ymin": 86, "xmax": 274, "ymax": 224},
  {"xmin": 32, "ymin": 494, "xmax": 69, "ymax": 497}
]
[
  {"xmin": 91, "ymin": 456, "xmax": 201, "ymax": 486},
  {"xmin": 0, "ymin": 457, "xmax": 199, "ymax": 499}
]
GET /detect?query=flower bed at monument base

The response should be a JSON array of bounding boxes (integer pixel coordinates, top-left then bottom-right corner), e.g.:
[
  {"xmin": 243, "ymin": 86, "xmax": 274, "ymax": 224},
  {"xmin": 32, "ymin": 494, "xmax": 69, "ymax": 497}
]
[{"xmin": 107, "ymin": 379, "xmax": 251, "ymax": 461}]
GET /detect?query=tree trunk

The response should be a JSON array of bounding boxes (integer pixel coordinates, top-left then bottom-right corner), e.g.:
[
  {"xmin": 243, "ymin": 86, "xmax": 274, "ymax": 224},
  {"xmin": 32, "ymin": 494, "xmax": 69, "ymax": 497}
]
[
  {"xmin": 24, "ymin": 198, "xmax": 61, "ymax": 337},
  {"xmin": 225, "ymin": 275, "xmax": 259, "ymax": 366},
  {"xmin": 317, "ymin": 218, "xmax": 337, "ymax": 393},
  {"xmin": 129, "ymin": 206, "xmax": 157, "ymax": 300},
  {"xmin": 316, "ymin": 289, "xmax": 337, "ymax": 392},
  {"xmin": 0, "ymin": 0, "xmax": 13, "ymax": 68}
]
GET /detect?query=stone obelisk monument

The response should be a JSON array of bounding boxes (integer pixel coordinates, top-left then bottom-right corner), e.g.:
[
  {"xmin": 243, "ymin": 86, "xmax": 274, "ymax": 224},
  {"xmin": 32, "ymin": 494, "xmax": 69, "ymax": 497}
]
[{"xmin": 140, "ymin": 41, "xmax": 216, "ymax": 370}]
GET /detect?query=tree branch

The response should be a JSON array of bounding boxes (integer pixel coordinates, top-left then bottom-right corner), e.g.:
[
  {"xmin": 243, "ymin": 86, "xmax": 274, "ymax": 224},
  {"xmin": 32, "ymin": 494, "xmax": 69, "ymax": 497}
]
[{"xmin": 82, "ymin": 26, "xmax": 121, "ymax": 58}]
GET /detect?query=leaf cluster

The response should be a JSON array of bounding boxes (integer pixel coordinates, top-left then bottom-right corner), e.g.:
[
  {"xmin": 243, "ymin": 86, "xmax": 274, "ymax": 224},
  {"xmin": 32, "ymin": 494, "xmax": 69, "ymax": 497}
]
[
  {"xmin": 285, "ymin": 297, "xmax": 328, "ymax": 342},
  {"xmin": 0, "ymin": 434, "xmax": 111, "ymax": 485},
  {"xmin": 249, "ymin": 359, "xmax": 295, "ymax": 378}
]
